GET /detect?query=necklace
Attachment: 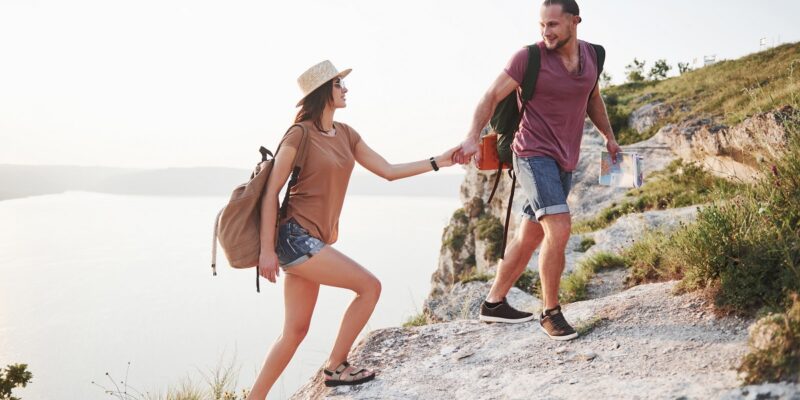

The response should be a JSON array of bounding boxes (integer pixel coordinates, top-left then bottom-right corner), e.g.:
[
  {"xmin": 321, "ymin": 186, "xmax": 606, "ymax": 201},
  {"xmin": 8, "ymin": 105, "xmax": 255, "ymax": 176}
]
[{"xmin": 320, "ymin": 125, "xmax": 336, "ymax": 136}]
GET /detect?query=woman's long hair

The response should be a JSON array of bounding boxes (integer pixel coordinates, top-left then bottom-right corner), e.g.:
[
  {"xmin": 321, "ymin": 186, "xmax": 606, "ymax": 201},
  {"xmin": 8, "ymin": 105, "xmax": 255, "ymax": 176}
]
[{"xmin": 295, "ymin": 79, "xmax": 334, "ymax": 131}]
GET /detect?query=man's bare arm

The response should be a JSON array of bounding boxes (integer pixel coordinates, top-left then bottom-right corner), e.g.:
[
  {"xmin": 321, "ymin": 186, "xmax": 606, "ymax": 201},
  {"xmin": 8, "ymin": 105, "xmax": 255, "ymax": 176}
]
[{"xmin": 453, "ymin": 72, "xmax": 520, "ymax": 165}]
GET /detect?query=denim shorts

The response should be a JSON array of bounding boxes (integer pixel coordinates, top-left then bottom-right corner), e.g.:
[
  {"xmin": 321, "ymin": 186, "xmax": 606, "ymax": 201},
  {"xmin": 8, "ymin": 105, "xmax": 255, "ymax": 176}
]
[
  {"xmin": 275, "ymin": 218, "xmax": 325, "ymax": 268},
  {"xmin": 512, "ymin": 155, "xmax": 573, "ymax": 222}
]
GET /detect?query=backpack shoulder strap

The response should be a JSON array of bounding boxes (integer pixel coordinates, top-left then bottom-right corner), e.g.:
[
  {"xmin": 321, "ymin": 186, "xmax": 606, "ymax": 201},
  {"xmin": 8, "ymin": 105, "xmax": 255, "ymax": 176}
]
[
  {"xmin": 590, "ymin": 43, "xmax": 606, "ymax": 77},
  {"xmin": 586, "ymin": 43, "xmax": 605, "ymax": 103},
  {"xmin": 520, "ymin": 44, "xmax": 541, "ymax": 102},
  {"xmin": 278, "ymin": 123, "xmax": 309, "ymax": 220},
  {"xmin": 290, "ymin": 123, "xmax": 311, "ymax": 169}
]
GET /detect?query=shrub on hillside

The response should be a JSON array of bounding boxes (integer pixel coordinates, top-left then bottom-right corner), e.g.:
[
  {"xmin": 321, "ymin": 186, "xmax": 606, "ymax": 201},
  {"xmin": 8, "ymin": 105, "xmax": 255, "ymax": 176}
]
[
  {"xmin": 476, "ymin": 215, "xmax": 504, "ymax": 262},
  {"xmin": 739, "ymin": 294, "xmax": 800, "ymax": 384},
  {"xmin": 621, "ymin": 110, "xmax": 800, "ymax": 315}
]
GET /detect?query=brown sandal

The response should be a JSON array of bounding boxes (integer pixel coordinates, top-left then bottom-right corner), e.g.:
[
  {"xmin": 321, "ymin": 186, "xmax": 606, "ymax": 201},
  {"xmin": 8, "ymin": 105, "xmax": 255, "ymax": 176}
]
[{"xmin": 323, "ymin": 361, "xmax": 375, "ymax": 387}]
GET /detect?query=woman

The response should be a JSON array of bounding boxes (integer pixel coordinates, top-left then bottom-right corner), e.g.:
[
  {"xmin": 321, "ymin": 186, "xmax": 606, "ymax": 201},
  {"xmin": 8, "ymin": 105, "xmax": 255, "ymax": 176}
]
[{"xmin": 246, "ymin": 60, "xmax": 458, "ymax": 399}]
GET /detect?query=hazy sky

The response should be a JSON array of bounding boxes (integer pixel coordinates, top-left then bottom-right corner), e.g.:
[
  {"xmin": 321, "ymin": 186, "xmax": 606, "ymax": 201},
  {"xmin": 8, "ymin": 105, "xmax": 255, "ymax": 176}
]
[{"xmin": 2, "ymin": 0, "xmax": 799, "ymax": 170}]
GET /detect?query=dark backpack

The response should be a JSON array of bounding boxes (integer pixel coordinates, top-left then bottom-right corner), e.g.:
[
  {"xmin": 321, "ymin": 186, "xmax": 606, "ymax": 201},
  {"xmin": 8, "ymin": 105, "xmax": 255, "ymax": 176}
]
[{"xmin": 486, "ymin": 43, "xmax": 606, "ymax": 254}]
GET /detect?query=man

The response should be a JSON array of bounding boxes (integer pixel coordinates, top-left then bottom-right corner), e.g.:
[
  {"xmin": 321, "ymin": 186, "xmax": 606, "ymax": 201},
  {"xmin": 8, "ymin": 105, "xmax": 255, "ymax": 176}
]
[{"xmin": 452, "ymin": 0, "xmax": 620, "ymax": 341}]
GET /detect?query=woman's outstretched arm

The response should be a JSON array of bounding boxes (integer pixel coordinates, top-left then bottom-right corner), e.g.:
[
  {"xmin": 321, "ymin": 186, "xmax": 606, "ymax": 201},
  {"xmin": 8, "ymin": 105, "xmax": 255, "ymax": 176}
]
[{"xmin": 354, "ymin": 139, "xmax": 459, "ymax": 181}]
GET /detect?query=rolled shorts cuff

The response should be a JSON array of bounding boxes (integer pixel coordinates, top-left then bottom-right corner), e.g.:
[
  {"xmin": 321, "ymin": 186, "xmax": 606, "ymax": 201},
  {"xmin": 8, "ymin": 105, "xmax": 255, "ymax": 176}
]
[
  {"xmin": 279, "ymin": 244, "xmax": 324, "ymax": 269},
  {"xmin": 534, "ymin": 204, "xmax": 570, "ymax": 220},
  {"xmin": 521, "ymin": 204, "xmax": 570, "ymax": 222}
]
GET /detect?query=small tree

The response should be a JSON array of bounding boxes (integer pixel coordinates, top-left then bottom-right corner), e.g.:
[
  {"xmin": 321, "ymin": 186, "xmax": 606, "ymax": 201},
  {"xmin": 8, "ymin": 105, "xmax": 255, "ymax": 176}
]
[
  {"xmin": 678, "ymin": 62, "xmax": 692, "ymax": 74},
  {"xmin": 599, "ymin": 71, "xmax": 613, "ymax": 88},
  {"xmin": 648, "ymin": 59, "xmax": 672, "ymax": 81},
  {"xmin": 0, "ymin": 364, "xmax": 33, "ymax": 400},
  {"xmin": 625, "ymin": 58, "xmax": 646, "ymax": 83}
]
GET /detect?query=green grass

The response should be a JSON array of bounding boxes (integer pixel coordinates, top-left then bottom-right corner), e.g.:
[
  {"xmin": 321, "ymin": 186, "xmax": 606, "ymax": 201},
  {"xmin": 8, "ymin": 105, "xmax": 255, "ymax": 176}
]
[
  {"xmin": 603, "ymin": 42, "xmax": 800, "ymax": 145},
  {"xmin": 444, "ymin": 228, "xmax": 466, "ymax": 253},
  {"xmin": 621, "ymin": 229, "xmax": 685, "ymax": 287},
  {"xmin": 573, "ymin": 159, "xmax": 741, "ymax": 233},
  {"xmin": 560, "ymin": 252, "xmax": 627, "ymax": 303},
  {"xmin": 94, "ymin": 357, "xmax": 248, "ymax": 400},
  {"xmin": 575, "ymin": 316, "xmax": 609, "ymax": 337},
  {"xmin": 577, "ymin": 236, "xmax": 596, "ymax": 252},
  {"xmin": 403, "ymin": 312, "xmax": 429, "ymax": 328},
  {"xmin": 514, "ymin": 268, "xmax": 540, "ymax": 297},
  {"xmin": 458, "ymin": 271, "xmax": 494, "ymax": 284}
]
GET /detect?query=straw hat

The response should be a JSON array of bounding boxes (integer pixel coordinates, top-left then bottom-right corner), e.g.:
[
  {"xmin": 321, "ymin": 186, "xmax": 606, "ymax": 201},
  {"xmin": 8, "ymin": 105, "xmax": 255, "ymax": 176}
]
[{"xmin": 296, "ymin": 60, "xmax": 352, "ymax": 107}]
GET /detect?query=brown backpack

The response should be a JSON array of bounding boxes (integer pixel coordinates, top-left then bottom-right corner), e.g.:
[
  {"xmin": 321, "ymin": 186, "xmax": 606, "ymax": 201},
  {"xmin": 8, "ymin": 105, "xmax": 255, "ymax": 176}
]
[{"xmin": 211, "ymin": 123, "xmax": 310, "ymax": 292}]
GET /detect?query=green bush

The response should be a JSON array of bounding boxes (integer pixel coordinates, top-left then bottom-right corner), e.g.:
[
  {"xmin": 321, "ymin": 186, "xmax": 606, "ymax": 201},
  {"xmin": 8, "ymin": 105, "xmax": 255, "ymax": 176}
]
[
  {"xmin": 620, "ymin": 110, "xmax": 800, "ymax": 315},
  {"xmin": 0, "ymin": 364, "xmax": 32, "ymax": 400},
  {"xmin": 476, "ymin": 215, "xmax": 504, "ymax": 262},
  {"xmin": 444, "ymin": 225, "xmax": 467, "ymax": 253},
  {"xmin": 452, "ymin": 208, "xmax": 469, "ymax": 225},
  {"xmin": 739, "ymin": 294, "xmax": 800, "ymax": 384}
]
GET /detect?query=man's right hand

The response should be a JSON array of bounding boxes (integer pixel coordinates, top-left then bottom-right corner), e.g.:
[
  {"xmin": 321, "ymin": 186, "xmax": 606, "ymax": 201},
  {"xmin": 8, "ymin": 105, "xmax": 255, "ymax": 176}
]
[
  {"xmin": 453, "ymin": 137, "xmax": 480, "ymax": 165},
  {"xmin": 258, "ymin": 250, "xmax": 280, "ymax": 283}
]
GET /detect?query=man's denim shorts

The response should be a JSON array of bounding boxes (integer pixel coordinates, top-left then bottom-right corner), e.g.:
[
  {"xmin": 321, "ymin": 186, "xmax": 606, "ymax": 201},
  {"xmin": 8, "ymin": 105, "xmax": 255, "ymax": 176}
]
[
  {"xmin": 512, "ymin": 155, "xmax": 573, "ymax": 222},
  {"xmin": 276, "ymin": 218, "xmax": 325, "ymax": 268}
]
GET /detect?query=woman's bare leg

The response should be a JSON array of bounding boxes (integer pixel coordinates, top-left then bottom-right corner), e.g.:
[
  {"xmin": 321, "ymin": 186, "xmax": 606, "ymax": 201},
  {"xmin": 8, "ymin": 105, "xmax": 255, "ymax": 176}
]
[
  {"xmin": 247, "ymin": 273, "xmax": 319, "ymax": 400},
  {"xmin": 286, "ymin": 246, "xmax": 381, "ymax": 371}
]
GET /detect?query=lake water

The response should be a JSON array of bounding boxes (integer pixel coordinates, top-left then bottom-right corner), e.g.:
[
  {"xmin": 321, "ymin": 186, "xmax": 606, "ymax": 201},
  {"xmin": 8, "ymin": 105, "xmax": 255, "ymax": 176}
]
[{"xmin": 0, "ymin": 192, "xmax": 460, "ymax": 399}]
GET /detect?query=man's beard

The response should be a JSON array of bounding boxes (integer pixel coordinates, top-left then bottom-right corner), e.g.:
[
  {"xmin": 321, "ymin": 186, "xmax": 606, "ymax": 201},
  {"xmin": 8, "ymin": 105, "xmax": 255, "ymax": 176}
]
[{"xmin": 547, "ymin": 32, "xmax": 572, "ymax": 49}]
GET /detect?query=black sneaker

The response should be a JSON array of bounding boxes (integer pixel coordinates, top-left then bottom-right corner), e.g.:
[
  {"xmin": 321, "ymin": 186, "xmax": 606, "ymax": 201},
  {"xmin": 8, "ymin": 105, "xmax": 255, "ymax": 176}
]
[
  {"xmin": 539, "ymin": 305, "xmax": 578, "ymax": 341},
  {"xmin": 479, "ymin": 298, "xmax": 535, "ymax": 323}
]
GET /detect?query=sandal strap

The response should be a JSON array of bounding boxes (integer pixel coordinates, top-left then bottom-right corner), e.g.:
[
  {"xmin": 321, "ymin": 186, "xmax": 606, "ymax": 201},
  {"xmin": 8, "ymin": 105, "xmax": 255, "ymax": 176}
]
[
  {"xmin": 323, "ymin": 361, "xmax": 373, "ymax": 382},
  {"xmin": 324, "ymin": 360, "xmax": 351, "ymax": 379},
  {"xmin": 334, "ymin": 361, "xmax": 350, "ymax": 374}
]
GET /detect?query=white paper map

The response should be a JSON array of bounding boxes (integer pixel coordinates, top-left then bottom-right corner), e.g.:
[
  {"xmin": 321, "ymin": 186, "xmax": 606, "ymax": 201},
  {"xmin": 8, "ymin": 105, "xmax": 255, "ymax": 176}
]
[{"xmin": 599, "ymin": 151, "xmax": 644, "ymax": 188}]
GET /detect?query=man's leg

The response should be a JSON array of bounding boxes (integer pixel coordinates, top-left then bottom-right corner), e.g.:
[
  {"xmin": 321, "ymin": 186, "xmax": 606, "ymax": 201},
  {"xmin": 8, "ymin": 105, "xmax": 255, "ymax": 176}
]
[
  {"xmin": 512, "ymin": 154, "xmax": 578, "ymax": 340},
  {"xmin": 537, "ymin": 212, "xmax": 578, "ymax": 341},
  {"xmin": 538, "ymin": 213, "xmax": 571, "ymax": 311},
  {"xmin": 479, "ymin": 218, "xmax": 544, "ymax": 323},
  {"xmin": 486, "ymin": 218, "xmax": 544, "ymax": 303}
]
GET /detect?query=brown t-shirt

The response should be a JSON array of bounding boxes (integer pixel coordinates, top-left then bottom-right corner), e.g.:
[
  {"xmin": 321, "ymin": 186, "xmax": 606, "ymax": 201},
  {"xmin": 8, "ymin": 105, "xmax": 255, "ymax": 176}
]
[{"xmin": 278, "ymin": 120, "xmax": 361, "ymax": 244}]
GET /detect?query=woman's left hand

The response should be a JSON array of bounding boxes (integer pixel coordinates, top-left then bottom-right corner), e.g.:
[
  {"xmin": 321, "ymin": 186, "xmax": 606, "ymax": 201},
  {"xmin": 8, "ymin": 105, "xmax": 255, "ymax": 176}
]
[{"xmin": 436, "ymin": 146, "xmax": 461, "ymax": 168}]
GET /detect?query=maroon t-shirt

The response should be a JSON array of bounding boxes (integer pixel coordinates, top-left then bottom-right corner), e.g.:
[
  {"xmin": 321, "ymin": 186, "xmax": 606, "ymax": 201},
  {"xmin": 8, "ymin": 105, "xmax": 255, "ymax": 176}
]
[{"xmin": 504, "ymin": 41, "xmax": 598, "ymax": 172}]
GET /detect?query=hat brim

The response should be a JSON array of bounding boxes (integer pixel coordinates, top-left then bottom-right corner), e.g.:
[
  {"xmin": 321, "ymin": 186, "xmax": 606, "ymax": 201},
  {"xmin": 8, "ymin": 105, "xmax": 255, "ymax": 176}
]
[{"xmin": 296, "ymin": 68, "xmax": 352, "ymax": 107}]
